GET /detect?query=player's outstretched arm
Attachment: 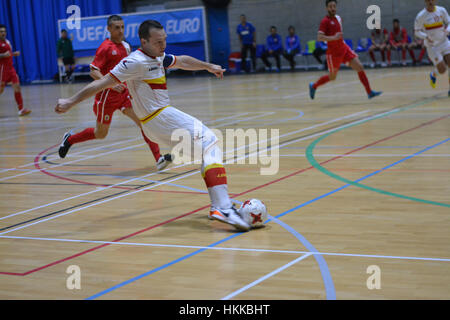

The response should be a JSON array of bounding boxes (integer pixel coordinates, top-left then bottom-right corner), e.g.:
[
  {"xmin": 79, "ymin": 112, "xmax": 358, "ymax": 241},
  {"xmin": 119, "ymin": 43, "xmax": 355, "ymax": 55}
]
[
  {"xmin": 172, "ymin": 55, "xmax": 226, "ymax": 79},
  {"xmin": 55, "ymin": 74, "xmax": 117, "ymax": 114}
]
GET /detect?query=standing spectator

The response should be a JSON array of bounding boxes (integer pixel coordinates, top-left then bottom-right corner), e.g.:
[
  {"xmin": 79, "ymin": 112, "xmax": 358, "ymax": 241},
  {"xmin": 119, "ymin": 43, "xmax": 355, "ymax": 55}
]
[
  {"xmin": 282, "ymin": 26, "xmax": 301, "ymax": 70},
  {"xmin": 57, "ymin": 29, "xmax": 75, "ymax": 82},
  {"xmin": 261, "ymin": 26, "xmax": 283, "ymax": 71},
  {"xmin": 368, "ymin": 27, "xmax": 388, "ymax": 67},
  {"xmin": 236, "ymin": 14, "xmax": 256, "ymax": 73},
  {"xmin": 0, "ymin": 24, "xmax": 31, "ymax": 116},
  {"xmin": 387, "ymin": 19, "xmax": 412, "ymax": 66}
]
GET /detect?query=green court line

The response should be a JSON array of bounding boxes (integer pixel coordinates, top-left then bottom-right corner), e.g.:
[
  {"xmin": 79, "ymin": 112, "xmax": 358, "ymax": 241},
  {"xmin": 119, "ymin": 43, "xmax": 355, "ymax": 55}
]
[{"xmin": 305, "ymin": 97, "xmax": 450, "ymax": 208}]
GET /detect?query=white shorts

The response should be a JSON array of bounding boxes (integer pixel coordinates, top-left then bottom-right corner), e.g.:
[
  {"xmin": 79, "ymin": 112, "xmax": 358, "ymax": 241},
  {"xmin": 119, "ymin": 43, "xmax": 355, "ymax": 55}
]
[
  {"xmin": 426, "ymin": 40, "xmax": 450, "ymax": 66},
  {"xmin": 141, "ymin": 106, "xmax": 222, "ymax": 166}
]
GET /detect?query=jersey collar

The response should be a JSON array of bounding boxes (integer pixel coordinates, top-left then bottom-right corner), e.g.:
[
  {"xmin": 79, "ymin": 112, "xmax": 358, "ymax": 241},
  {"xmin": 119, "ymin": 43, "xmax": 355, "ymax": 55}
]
[{"xmin": 138, "ymin": 48, "xmax": 156, "ymax": 59}]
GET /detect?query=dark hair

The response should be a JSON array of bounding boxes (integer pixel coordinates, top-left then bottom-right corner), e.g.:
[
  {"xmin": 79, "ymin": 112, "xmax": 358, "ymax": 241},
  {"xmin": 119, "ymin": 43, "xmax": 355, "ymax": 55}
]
[
  {"xmin": 107, "ymin": 15, "xmax": 123, "ymax": 26},
  {"xmin": 138, "ymin": 20, "xmax": 163, "ymax": 40},
  {"xmin": 393, "ymin": 18, "xmax": 400, "ymax": 24},
  {"xmin": 270, "ymin": 26, "xmax": 276, "ymax": 30},
  {"xmin": 0, "ymin": 24, "xmax": 6, "ymax": 30},
  {"xmin": 326, "ymin": 0, "xmax": 336, "ymax": 5},
  {"xmin": 288, "ymin": 25, "xmax": 295, "ymax": 31},
  {"xmin": 61, "ymin": 29, "xmax": 67, "ymax": 33}
]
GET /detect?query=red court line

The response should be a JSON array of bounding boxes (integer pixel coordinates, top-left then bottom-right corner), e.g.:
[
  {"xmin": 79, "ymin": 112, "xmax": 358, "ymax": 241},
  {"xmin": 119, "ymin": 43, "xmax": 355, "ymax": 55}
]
[
  {"xmin": 30, "ymin": 144, "xmax": 207, "ymax": 195},
  {"xmin": 0, "ymin": 113, "xmax": 448, "ymax": 276}
]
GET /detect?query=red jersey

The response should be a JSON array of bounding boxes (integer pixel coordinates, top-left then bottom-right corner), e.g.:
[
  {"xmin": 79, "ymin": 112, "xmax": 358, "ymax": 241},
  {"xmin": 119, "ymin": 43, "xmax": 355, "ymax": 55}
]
[
  {"xmin": 90, "ymin": 39, "xmax": 131, "ymax": 100},
  {"xmin": 371, "ymin": 28, "xmax": 388, "ymax": 44},
  {"xmin": 0, "ymin": 39, "xmax": 14, "ymax": 70},
  {"xmin": 389, "ymin": 27, "xmax": 408, "ymax": 44},
  {"xmin": 318, "ymin": 14, "xmax": 345, "ymax": 55}
]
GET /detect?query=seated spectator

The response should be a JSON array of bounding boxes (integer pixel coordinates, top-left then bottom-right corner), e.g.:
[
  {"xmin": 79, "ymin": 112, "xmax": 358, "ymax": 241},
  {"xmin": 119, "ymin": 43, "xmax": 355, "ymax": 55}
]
[
  {"xmin": 408, "ymin": 30, "xmax": 427, "ymax": 66},
  {"xmin": 387, "ymin": 19, "xmax": 413, "ymax": 66},
  {"xmin": 368, "ymin": 27, "xmax": 388, "ymax": 67},
  {"xmin": 261, "ymin": 26, "xmax": 283, "ymax": 72},
  {"xmin": 282, "ymin": 26, "xmax": 301, "ymax": 70},
  {"xmin": 312, "ymin": 41, "xmax": 328, "ymax": 69}
]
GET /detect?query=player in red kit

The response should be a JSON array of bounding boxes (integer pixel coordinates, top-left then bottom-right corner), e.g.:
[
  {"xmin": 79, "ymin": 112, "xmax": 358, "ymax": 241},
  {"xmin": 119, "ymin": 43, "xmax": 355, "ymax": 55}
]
[
  {"xmin": 58, "ymin": 15, "xmax": 173, "ymax": 170},
  {"xmin": 0, "ymin": 24, "xmax": 31, "ymax": 116},
  {"xmin": 309, "ymin": 0, "xmax": 382, "ymax": 100}
]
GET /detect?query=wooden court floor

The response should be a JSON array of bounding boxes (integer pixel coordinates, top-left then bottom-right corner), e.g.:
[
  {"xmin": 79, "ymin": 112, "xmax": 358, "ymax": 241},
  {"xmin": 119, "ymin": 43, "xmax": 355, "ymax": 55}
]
[{"xmin": 0, "ymin": 66, "xmax": 449, "ymax": 299}]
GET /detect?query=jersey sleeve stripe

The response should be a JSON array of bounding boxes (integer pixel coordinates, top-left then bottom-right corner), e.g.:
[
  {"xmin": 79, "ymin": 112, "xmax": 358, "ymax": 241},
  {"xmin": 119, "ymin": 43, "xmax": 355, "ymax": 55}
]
[{"xmin": 108, "ymin": 72, "xmax": 122, "ymax": 83}]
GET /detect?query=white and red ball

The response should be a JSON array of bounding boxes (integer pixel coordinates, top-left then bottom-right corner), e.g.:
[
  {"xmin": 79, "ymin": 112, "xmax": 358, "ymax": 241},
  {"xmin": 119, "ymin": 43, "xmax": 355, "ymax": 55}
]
[{"xmin": 239, "ymin": 199, "xmax": 267, "ymax": 228}]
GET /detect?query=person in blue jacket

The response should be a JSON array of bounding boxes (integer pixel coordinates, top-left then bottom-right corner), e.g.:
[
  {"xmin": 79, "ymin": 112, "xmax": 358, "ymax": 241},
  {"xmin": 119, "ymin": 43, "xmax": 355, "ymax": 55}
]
[
  {"xmin": 236, "ymin": 14, "xmax": 257, "ymax": 73},
  {"xmin": 261, "ymin": 26, "xmax": 283, "ymax": 71},
  {"xmin": 282, "ymin": 26, "xmax": 301, "ymax": 70}
]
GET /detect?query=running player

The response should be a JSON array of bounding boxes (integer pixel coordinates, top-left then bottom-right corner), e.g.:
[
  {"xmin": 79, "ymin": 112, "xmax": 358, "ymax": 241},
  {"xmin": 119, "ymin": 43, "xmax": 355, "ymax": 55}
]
[
  {"xmin": 309, "ymin": 0, "xmax": 382, "ymax": 100},
  {"xmin": 58, "ymin": 15, "xmax": 173, "ymax": 171},
  {"xmin": 55, "ymin": 20, "xmax": 251, "ymax": 231},
  {"xmin": 414, "ymin": 0, "xmax": 450, "ymax": 96},
  {"xmin": 0, "ymin": 24, "xmax": 31, "ymax": 116}
]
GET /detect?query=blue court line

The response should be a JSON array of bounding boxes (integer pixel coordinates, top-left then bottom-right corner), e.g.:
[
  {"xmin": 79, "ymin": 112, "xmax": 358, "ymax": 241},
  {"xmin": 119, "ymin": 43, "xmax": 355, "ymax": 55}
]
[{"xmin": 86, "ymin": 137, "xmax": 448, "ymax": 300}]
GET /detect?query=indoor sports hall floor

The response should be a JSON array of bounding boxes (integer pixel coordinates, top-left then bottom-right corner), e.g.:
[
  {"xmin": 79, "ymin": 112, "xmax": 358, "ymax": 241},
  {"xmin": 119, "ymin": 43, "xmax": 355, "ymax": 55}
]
[{"xmin": 0, "ymin": 66, "xmax": 449, "ymax": 299}]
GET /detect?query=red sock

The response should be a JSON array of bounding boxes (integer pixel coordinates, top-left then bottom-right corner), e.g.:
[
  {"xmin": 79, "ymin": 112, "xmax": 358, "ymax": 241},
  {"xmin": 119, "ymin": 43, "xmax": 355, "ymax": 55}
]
[
  {"xmin": 14, "ymin": 91, "xmax": 23, "ymax": 110},
  {"xmin": 381, "ymin": 50, "xmax": 385, "ymax": 61},
  {"xmin": 141, "ymin": 129, "xmax": 161, "ymax": 161},
  {"xmin": 387, "ymin": 50, "xmax": 391, "ymax": 64},
  {"xmin": 203, "ymin": 164, "xmax": 227, "ymax": 188},
  {"xmin": 67, "ymin": 128, "xmax": 96, "ymax": 145},
  {"xmin": 418, "ymin": 48, "xmax": 426, "ymax": 62},
  {"xmin": 369, "ymin": 51, "xmax": 375, "ymax": 63},
  {"xmin": 402, "ymin": 48, "xmax": 406, "ymax": 60},
  {"xmin": 313, "ymin": 75, "xmax": 330, "ymax": 89},
  {"xmin": 409, "ymin": 49, "xmax": 416, "ymax": 62},
  {"xmin": 358, "ymin": 71, "xmax": 372, "ymax": 95}
]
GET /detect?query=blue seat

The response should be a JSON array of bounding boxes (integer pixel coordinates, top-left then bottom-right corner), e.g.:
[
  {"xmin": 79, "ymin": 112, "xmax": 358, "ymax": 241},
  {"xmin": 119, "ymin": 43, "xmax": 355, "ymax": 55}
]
[
  {"xmin": 356, "ymin": 38, "xmax": 372, "ymax": 53},
  {"xmin": 344, "ymin": 38, "xmax": 353, "ymax": 49}
]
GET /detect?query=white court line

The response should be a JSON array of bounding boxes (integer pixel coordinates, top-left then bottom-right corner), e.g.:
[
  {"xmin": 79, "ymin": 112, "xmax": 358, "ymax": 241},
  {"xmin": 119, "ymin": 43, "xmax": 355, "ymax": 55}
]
[
  {"xmin": 0, "ymin": 112, "xmax": 252, "ymax": 181},
  {"xmin": 280, "ymin": 154, "xmax": 450, "ymax": 157},
  {"xmin": 1, "ymin": 235, "xmax": 449, "ymax": 262},
  {"xmin": 0, "ymin": 125, "xmax": 76, "ymax": 142},
  {"xmin": 0, "ymin": 136, "xmax": 141, "ymax": 175},
  {"xmin": 0, "ymin": 110, "xmax": 366, "ymax": 222},
  {"xmin": 282, "ymin": 71, "xmax": 397, "ymax": 99},
  {"xmin": 221, "ymin": 254, "xmax": 313, "ymax": 300}
]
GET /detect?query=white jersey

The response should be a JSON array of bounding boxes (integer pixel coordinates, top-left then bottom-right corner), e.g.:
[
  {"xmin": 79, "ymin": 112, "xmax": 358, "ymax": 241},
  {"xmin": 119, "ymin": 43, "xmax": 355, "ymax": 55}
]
[
  {"xmin": 414, "ymin": 5, "xmax": 449, "ymax": 47},
  {"xmin": 109, "ymin": 49, "xmax": 177, "ymax": 120}
]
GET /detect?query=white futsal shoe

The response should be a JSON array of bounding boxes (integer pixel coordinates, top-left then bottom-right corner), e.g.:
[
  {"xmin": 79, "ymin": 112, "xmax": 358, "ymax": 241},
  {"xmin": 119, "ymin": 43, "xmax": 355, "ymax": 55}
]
[{"xmin": 209, "ymin": 205, "xmax": 251, "ymax": 231}]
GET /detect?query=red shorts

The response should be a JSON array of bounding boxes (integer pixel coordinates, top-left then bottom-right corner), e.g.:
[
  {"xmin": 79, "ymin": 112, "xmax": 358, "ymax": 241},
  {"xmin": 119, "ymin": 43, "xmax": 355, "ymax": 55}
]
[
  {"xmin": 326, "ymin": 44, "xmax": 357, "ymax": 74},
  {"xmin": 0, "ymin": 66, "xmax": 19, "ymax": 85},
  {"xmin": 93, "ymin": 88, "xmax": 132, "ymax": 124}
]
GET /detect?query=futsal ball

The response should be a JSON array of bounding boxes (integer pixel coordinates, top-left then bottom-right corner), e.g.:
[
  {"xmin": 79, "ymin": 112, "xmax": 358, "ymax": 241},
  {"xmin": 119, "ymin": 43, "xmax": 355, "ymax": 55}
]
[{"xmin": 239, "ymin": 199, "xmax": 268, "ymax": 228}]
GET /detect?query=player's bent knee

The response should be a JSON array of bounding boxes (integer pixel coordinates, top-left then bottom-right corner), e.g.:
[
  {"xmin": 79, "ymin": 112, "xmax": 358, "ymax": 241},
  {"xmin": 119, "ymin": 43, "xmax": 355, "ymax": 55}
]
[
  {"xmin": 329, "ymin": 73, "xmax": 337, "ymax": 81},
  {"xmin": 94, "ymin": 129, "xmax": 109, "ymax": 139}
]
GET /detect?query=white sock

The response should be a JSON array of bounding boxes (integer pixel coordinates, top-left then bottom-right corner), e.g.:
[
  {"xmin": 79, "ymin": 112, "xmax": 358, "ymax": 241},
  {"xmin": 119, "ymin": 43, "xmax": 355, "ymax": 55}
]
[{"xmin": 208, "ymin": 185, "xmax": 232, "ymax": 210}]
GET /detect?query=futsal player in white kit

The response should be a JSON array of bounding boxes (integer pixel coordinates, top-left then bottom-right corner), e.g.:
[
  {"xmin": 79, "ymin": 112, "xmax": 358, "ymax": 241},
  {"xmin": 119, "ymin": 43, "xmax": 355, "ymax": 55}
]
[
  {"xmin": 55, "ymin": 20, "xmax": 251, "ymax": 231},
  {"xmin": 414, "ymin": 0, "xmax": 450, "ymax": 96}
]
